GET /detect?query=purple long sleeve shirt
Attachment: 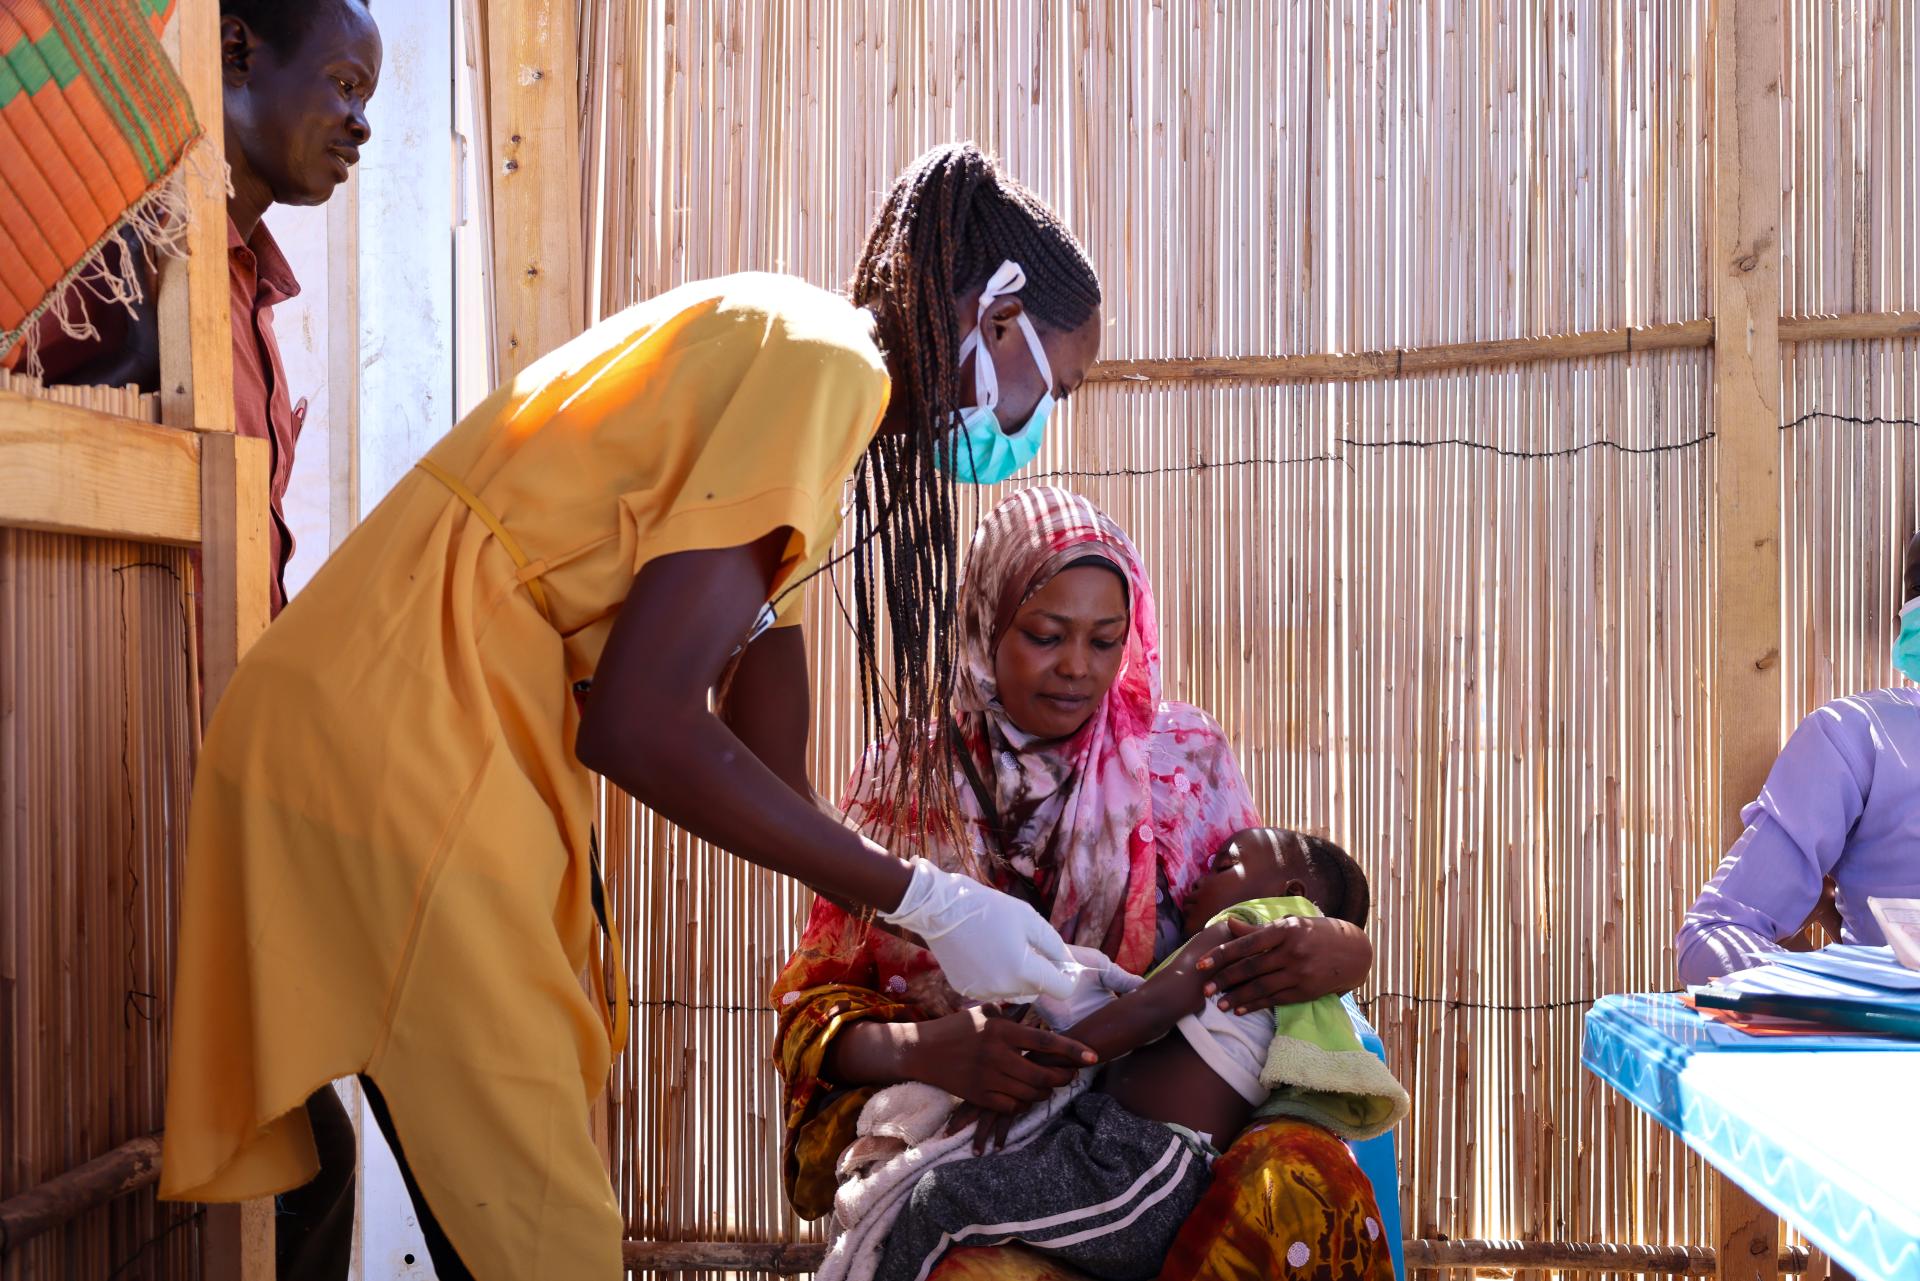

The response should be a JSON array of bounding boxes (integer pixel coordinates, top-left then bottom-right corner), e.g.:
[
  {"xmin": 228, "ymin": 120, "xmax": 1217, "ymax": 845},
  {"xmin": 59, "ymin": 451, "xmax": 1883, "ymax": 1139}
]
[{"xmin": 1676, "ymin": 686, "xmax": 1920, "ymax": 985}]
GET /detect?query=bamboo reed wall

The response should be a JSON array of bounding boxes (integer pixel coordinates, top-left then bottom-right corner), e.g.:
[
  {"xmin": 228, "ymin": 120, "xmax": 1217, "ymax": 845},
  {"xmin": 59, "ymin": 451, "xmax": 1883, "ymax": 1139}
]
[
  {"xmin": 574, "ymin": 2, "xmax": 1920, "ymax": 1275},
  {"xmin": 1, "ymin": 523, "xmax": 201, "ymax": 1280},
  {"xmin": 577, "ymin": 4, "xmax": 1852, "ymax": 1275},
  {"xmin": 1779, "ymin": 1, "xmax": 1920, "ymax": 717}
]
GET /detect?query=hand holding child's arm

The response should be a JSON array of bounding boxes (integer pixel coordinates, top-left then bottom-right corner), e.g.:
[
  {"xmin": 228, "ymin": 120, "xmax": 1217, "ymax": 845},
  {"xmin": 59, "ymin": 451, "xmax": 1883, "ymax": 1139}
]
[
  {"xmin": 1198, "ymin": 915, "xmax": 1372, "ymax": 1012},
  {"xmin": 1062, "ymin": 920, "xmax": 1237, "ymax": 1063}
]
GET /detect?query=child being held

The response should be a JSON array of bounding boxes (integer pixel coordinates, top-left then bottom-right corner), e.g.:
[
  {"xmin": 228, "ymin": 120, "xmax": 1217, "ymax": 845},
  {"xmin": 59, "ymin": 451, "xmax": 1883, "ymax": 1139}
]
[{"xmin": 820, "ymin": 828, "xmax": 1409, "ymax": 1281}]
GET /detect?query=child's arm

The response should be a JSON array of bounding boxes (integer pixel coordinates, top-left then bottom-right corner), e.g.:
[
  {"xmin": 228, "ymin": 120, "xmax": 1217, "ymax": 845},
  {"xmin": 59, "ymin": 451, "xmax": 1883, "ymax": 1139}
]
[{"xmin": 1063, "ymin": 920, "xmax": 1237, "ymax": 1063}]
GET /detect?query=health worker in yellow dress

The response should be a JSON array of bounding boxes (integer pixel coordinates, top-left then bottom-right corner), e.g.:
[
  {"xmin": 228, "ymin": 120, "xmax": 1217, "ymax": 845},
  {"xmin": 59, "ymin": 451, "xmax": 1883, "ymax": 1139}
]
[{"xmin": 160, "ymin": 143, "xmax": 1106, "ymax": 1280}]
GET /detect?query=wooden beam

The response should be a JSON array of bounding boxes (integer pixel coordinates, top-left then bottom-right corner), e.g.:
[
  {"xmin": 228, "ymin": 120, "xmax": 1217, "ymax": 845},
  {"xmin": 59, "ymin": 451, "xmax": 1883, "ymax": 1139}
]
[
  {"xmin": 1778, "ymin": 309, "xmax": 1920, "ymax": 344},
  {"xmin": 624, "ymin": 1241, "xmax": 828, "ymax": 1274},
  {"xmin": 1084, "ymin": 318, "xmax": 1715, "ymax": 385},
  {"xmin": 197, "ymin": 432, "xmax": 272, "ymax": 713},
  {"xmin": 1076, "ymin": 309, "xmax": 1920, "ymax": 389},
  {"xmin": 1715, "ymin": 1177, "xmax": 1783, "ymax": 1281},
  {"xmin": 619, "ymin": 1239, "xmax": 1815, "ymax": 1277},
  {"xmin": 0, "ymin": 391, "xmax": 201, "ymax": 544},
  {"xmin": 1408, "ymin": 1239, "xmax": 1808, "ymax": 1276},
  {"xmin": 158, "ymin": 0, "xmax": 235, "ymax": 434},
  {"xmin": 327, "ymin": 174, "xmax": 362, "ymax": 549},
  {"xmin": 1710, "ymin": 0, "xmax": 1785, "ymax": 870},
  {"xmin": 487, "ymin": 0, "xmax": 582, "ymax": 378},
  {"xmin": 0, "ymin": 1137, "xmax": 161, "ymax": 1253}
]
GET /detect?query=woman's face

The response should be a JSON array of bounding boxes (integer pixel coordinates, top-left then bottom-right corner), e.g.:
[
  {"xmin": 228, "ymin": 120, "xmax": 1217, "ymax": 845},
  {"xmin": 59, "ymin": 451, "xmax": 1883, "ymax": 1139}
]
[
  {"xmin": 963, "ymin": 302, "xmax": 1105, "ymax": 431},
  {"xmin": 992, "ymin": 565, "xmax": 1128, "ymax": 740}
]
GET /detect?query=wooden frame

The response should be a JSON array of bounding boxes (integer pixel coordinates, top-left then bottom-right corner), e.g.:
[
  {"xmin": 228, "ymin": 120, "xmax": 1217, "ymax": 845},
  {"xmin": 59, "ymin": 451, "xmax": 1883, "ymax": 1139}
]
[
  {"xmin": 1710, "ymin": 3, "xmax": 1784, "ymax": 1276},
  {"xmin": 0, "ymin": 0, "xmax": 273, "ymax": 1275},
  {"xmin": 0, "ymin": 393, "xmax": 202, "ymax": 544}
]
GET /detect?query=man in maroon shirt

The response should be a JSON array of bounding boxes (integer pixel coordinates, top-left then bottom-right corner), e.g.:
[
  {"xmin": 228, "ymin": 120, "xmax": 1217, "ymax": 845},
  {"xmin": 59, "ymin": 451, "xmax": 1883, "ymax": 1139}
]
[{"xmin": 28, "ymin": 0, "xmax": 381, "ymax": 620}]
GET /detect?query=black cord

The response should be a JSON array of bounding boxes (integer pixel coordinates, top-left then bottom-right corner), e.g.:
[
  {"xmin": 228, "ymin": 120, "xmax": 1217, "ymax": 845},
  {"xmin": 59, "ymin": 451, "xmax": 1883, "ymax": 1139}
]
[
  {"xmin": 630, "ymin": 998, "xmax": 774, "ymax": 1014},
  {"xmin": 1030, "ymin": 452, "xmax": 1343, "ymax": 481},
  {"xmin": 1336, "ymin": 432, "xmax": 1716, "ymax": 461},
  {"xmin": 111, "ymin": 561, "xmax": 187, "ymax": 1029},
  {"xmin": 1779, "ymin": 409, "xmax": 1920, "ymax": 433},
  {"xmin": 1352, "ymin": 990, "xmax": 1683, "ymax": 1013},
  {"xmin": 1016, "ymin": 405, "xmax": 1920, "ymax": 485},
  {"xmin": 103, "ymin": 1206, "xmax": 205, "ymax": 1279}
]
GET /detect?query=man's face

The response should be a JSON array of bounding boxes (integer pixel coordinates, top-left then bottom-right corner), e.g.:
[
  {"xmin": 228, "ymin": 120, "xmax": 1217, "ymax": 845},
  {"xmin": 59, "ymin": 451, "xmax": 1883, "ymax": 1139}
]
[{"xmin": 223, "ymin": 3, "xmax": 383, "ymax": 207}]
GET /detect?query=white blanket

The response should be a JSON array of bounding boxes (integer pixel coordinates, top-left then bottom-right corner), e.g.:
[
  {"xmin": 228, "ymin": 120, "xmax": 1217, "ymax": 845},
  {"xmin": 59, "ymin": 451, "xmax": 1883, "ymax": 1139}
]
[
  {"xmin": 816, "ymin": 1077, "xmax": 1092, "ymax": 1281},
  {"xmin": 816, "ymin": 948, "xmax": 1139, "ymax": 1281}
]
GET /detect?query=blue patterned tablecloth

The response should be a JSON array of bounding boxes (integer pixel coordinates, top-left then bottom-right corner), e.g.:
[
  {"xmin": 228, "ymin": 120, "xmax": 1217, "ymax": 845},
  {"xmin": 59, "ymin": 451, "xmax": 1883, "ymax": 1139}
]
[{"xmin": 1583, "ymin": 994, "xmax": 1920, "ymax": 1281}]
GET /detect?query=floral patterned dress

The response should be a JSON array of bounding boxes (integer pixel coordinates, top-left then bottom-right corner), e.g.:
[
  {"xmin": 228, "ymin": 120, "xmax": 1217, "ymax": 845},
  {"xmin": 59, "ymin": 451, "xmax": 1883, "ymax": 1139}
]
[{"xmin": 771, "ymin": 488, "xmax": 1394, "ymax": 1281}]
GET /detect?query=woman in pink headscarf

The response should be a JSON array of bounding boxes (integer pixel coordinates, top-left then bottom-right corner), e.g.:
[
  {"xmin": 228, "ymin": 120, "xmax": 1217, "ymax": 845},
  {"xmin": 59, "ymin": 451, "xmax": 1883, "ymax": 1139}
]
[{"xmin": 772, "ymin": 487, "xmax": 1388, "ymax": 1281}]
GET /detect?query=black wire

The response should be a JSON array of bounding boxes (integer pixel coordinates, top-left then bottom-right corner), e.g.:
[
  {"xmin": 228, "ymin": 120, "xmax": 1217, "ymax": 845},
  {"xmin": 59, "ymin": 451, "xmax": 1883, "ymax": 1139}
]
[
  {"xmin": 1029, "ymin": 452, "xmax": 1343, "ymax": 481},
  {"xmin": 103, "ymin": 1206, "xmax": 205, "ymax": 1279},
  {"xmin": 1779, "ymin": 409, "xmax": 1920, "ymax": 433},
  {"xmin": 630, "ymin": 998, "xmax": 773, "ymax": 1014},
  {"xmin": 1351, "ymin": 990, "xmax": 1682, "ymax": 1013},
  {"xmin": 1336, "ymin": 432, "xmax": 1717, "ymax": 461},
  {"xmin": 1009, "ymin": 405, "xmax": 1920, "ymax": 486},
  {"xmin": 111, "ymin": 561, "xmax": 187, "ymax": 1029}
]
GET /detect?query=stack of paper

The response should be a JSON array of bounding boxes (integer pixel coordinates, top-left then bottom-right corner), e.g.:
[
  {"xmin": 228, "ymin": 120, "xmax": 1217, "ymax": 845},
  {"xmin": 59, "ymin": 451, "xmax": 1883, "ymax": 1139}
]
[{"xmin": 1690, "ymin": 946, "xmax": 1920, "ymax": 1039}]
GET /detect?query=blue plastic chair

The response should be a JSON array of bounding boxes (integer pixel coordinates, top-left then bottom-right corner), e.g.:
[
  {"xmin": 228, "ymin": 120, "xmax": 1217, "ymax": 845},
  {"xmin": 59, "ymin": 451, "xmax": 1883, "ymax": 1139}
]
[{"xmin": 1341, "ymin": 997, "xmax": 1406, "ymax": 1281}]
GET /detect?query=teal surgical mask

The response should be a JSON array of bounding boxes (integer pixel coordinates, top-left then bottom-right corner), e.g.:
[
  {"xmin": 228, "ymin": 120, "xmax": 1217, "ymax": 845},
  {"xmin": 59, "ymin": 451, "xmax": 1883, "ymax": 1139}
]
[
  {"xmin": 1894, "ymin": 598, "xmax": 1920, "ymax": 683},
  {"xmin": 939, "ymin": 260, "xmax": 1056, "ymax": 485}
]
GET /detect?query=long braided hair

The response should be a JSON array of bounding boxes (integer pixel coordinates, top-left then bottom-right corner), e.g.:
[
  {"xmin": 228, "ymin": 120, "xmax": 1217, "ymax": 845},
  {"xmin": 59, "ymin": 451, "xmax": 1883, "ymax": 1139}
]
[{"xmin": 846, "ymin": 143, "xmax": 1101, "ymax": 852}]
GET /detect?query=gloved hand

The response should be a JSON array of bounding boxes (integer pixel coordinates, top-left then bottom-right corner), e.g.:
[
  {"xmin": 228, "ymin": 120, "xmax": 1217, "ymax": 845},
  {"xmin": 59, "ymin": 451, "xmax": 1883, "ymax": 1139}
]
[
  {"xmin": 881, "ymin": 858, "xmax": 1077, "ymax": 1003},
  {"xmin": 1032, "ymin": 944, "xmax": 1146, "ymax": 1030}
]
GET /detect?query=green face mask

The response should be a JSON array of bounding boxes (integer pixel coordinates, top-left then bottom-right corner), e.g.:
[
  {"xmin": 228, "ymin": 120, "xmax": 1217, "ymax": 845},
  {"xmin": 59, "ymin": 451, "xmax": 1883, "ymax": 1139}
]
[{"xmin": 1894, "ymin": 599, "xmax": 1920, "ymax": 684}]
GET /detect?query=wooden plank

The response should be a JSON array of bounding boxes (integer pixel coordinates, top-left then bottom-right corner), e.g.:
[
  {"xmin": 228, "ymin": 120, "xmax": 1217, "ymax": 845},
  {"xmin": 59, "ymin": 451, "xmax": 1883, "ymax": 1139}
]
[
  {"xmin": 1778, "ymin": 309, "xmax": 1920, "ymax": 343},
  {"xmin": 197, "ymin": 433, "xmax": 272, "ymax": 712},
  {"xmin": 204, "ymin": 1203, "xmax": 276, "ymax": 1281},
  {"xmin": 1711, "ymin": 0, "xmax": 1785, "ymax": 854},
  {"xmin": 0, "ymin": 1136, "xmax": 161, "ymax": 1252},
  {"xmin": 487, "ymin": 0, "xmax": 582, "ymax": 377},
  {"xmin": 1084, "ymin": 318, "xmax": 1716, "ymax": 385},
  {"xmin": 1715, "ymin": 1177, "xmax": 1782, "ymax": 1281},
  {"xmin": 1079, "ymin": 309, "xmax": 1920, "ymax": 390},
  {"xmin": 617, "ymin": 1239, "xmax": 1817, "ymax": 1276},
  {"xmin": 158, "ymin": 0, "xmax": 235, "ymax": 434},
  {"xmin": 1410, "ymin": 1239, "xmax": 1809, "ymax": 1275},
  {"xmin": 0, "ymin": 391, "xmax": 201, "ymax": 544},
  {"xmin": 327, "ymin": 176, "xmax": 362, "ymax": 548}
]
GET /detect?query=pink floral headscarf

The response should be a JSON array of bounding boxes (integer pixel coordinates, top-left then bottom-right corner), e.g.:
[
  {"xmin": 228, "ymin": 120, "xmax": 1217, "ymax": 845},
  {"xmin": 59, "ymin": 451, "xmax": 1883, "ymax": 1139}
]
[{"xmin": 844, "ymin": 486, "xmax": 1260, "ymax": 975}]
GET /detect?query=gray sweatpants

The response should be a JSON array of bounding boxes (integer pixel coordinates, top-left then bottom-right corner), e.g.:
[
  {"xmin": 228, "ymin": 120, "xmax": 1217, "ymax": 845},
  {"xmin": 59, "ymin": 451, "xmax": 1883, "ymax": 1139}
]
[{"xmin": 874, "ymin": 1091, "xmax": 1214, "ymax": 1281}]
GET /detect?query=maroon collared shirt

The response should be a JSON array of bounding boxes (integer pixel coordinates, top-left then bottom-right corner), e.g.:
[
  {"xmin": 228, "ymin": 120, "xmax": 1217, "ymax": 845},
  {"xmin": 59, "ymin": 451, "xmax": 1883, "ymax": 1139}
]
[
  {"xmin": 226, "ymin": 217, "xmax": 304, "ymax": 617},
  {"xmin": 14, "ymin": 218, "xmax": 306, "ymax": 616}
]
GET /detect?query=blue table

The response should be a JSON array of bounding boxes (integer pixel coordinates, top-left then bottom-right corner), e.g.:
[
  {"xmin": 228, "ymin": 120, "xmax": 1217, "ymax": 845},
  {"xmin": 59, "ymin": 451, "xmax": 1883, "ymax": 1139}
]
[{"xmin": 1584, "ymin": 994, "xmax": 1920, "ymax": 1281}]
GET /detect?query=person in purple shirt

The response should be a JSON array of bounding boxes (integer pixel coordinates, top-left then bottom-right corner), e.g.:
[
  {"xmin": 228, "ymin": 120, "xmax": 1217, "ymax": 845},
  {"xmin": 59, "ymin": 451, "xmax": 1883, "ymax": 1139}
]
[{"xmin": 1676, "ymin": 532, "xmax": 1920, "ymax": 985}]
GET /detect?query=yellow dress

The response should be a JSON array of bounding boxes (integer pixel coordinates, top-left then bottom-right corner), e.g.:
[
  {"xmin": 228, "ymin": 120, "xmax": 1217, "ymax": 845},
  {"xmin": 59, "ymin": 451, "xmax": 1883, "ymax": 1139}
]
[{"xmin": 160, "ymin": 274, "xmax": 890, "ymax": 1278}]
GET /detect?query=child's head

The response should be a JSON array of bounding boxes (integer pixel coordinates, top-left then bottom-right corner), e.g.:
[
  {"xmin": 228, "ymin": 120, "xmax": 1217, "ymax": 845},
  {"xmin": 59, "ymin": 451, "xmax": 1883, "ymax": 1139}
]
[{"xmin": 1181, "ymin": 828, "xmax": 1371, "ymax": 935}]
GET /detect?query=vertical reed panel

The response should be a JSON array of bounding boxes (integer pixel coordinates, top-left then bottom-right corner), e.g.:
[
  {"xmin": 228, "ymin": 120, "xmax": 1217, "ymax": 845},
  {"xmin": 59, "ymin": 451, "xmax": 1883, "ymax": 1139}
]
[
  {"xmin": 2, "ymin": 527, "xmax": 200, "ymax": 1281},
  {"xmin": 565, "ymin": 3, "xmax": 1912, "ymax": 1277}
]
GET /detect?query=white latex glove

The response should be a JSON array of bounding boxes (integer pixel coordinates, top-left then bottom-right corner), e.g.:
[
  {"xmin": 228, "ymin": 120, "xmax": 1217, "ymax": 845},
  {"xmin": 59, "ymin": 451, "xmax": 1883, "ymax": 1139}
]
[
  {"xmin": 880, "ymin": 858, "xmax": 1077, "ymax": 1003},
  {"xmin": 1031, "ymin": 945, "xmax": 1146, "ymax": 1030}
]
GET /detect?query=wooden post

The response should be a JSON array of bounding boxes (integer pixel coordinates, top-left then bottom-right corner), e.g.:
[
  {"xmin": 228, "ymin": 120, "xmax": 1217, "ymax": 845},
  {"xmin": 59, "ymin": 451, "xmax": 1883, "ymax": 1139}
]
[
  {"xmin": 196, "ymin": 426, "xmax": 274, "ymax": 1281},
  {"xmin": 327, "ymin": 174, "xmax": 362, "ymax": 550},
  {"xmin": 1710, "ymin": 2, "xmax": 1782, "ymax": 1273},
  {"xmin": 1716, "ymin": 1181, "xmax": 1784, "ymax": 1281},
  {"xmin": 1711, "ymin": 0, "xmax": 1784, "ymax": 835},
  {"xmin": 161, "ymin": 0, "xmax": 274, "ymax": 1275},
  {"xmin": 486, "ymin": 0, "xmax": 583, "ymax": 378},
  {"xmin": 159, "ymin": 0, "xmax": 235, "ymax": 436}
]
